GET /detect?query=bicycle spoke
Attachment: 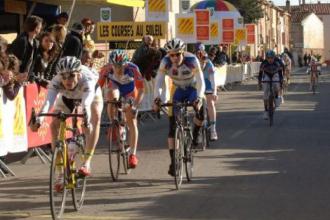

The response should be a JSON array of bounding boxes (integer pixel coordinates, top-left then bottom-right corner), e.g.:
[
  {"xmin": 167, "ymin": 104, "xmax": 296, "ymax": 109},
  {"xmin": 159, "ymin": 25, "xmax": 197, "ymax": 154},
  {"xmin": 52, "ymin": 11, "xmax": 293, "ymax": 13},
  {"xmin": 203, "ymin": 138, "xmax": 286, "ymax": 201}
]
[
  {"xmin": 71, "ymin": 136, "xmax": 87, "ymax": 211},
  {"xmin": 108, "ymin": 125, "xmax": 121, "ymax": 181}
]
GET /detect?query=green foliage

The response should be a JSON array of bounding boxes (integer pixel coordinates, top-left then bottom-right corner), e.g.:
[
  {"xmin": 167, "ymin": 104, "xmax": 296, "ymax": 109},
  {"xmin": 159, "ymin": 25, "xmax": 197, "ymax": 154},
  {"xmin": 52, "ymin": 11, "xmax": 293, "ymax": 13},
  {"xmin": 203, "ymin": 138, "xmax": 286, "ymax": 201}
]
[
  {"xmin": 227, "ymin": 0, "xmax": 264, "ymax": 23},
  {"xmin": 314, "ymin": 54, "xmax": 322, "ymax": 61}
]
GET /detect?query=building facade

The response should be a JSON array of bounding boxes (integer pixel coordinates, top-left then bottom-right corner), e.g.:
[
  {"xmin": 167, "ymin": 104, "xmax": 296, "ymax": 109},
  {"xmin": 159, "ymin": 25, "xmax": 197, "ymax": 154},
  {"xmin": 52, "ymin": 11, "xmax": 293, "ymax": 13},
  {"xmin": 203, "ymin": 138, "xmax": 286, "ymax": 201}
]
[
  {"xmin": 253, "ymin": 0, "xmax": 291, "ymax": 59},
  {"xmin": 288, "ymin": 2, "xmax": 330, "ymax": 63}
]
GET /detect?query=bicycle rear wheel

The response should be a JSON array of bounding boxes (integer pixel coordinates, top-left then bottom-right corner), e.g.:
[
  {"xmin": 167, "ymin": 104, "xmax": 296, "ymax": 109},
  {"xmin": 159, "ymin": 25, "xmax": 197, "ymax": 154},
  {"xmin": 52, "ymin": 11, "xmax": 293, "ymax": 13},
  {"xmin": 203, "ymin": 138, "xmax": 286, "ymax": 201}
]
[
  {"xmin": 108, "ymin": 123, "xmax": 121, "ymax": 181},
  {"xmin": 50, "ymin": 142, "xmax": 67, "ymax": 220},
  {"xmin": 184, "ymin": 132, "xmax": 194, "ymax": 182},
  {"xmin": 174, "ymin": 128, "xmax": 184, "ymax": 189},
  {"xmin": 71, "ymin": 135, "xmax": 87, "ymax": 211}
]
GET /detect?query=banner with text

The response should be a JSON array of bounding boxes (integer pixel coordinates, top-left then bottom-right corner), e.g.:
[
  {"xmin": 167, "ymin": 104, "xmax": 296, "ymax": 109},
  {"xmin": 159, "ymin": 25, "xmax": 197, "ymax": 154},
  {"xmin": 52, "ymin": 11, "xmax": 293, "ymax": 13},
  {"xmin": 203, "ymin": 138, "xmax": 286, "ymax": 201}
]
[
  {"xmin": 0, "ymin": 88, "xmax": 28, "ymax": 156},
  {"xmin": 25, "ymin": 84, "xmax": 52, "ymax": 148},
  {"xmin": 97, "ymin": 22, "xmax": 167, "ymax": 41}
]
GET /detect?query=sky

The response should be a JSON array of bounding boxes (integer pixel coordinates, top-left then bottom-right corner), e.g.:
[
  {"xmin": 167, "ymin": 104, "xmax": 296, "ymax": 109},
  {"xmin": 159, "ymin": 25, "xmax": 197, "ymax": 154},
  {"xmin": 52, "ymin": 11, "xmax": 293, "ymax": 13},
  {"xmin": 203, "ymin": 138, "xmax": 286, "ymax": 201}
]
[{"xmin": 273, "ymin": 0, "xmax": 330, "ymax": 6}]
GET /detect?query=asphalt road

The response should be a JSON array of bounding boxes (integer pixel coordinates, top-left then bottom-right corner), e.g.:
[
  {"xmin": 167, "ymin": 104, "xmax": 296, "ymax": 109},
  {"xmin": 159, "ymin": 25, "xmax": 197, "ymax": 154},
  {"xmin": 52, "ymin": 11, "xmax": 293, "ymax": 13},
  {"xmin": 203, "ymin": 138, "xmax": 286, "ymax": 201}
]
[{"xmin": 1, "ymin": 67, "xmax": 330, "ymax": 220}]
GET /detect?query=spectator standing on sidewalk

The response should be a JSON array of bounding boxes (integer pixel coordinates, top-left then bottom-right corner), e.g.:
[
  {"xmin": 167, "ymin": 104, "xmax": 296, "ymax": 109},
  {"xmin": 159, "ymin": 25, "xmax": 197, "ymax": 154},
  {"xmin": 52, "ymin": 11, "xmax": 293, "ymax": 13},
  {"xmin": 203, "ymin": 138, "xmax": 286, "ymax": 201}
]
[
  {"xmin": 2, "ymin": 54, "xmax": 27, "ymax": 100},
  {"xmin": 208, "ymin": 46, "xmax": 218, "ymax": 66},
  {"xmin": 34, "ymin": 32, "xmax": 57, "ymax": 87},
  {"xmin": 81, "ymin": 18, "xmax": 96, "ymax": 52},
  {"xmin": 7, "ymin": 15, "xmax": 42, "ymax": 82},
  {"xmin": 303, "ymin": 53, "xmax": 308, "ymax": 66},
  {"xmin": 62, "ymin": 23, "xmax": 84, "ymax": 59},
  {"xmin": 131, "ymin": 35, "xmax": 157, "ymax": 80},
  {"xmin": 0, "ymin": 37, "xmax": 12, "ymax": 87},
  {"xmin": 56, "ymin": 12, "xmax": 69, "ymax": 26},
  {"xmin": 215, "ymin": 46, "xmax": 230, "ymax": 66}
]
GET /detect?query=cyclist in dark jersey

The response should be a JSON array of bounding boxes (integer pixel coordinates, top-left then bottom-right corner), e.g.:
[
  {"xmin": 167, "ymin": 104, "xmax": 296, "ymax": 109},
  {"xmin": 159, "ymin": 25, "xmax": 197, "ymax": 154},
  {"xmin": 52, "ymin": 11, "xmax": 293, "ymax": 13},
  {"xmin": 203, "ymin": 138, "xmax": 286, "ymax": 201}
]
[{"xmin": 258, "ymin": 50, "xmax": 283, "ymax": 120}]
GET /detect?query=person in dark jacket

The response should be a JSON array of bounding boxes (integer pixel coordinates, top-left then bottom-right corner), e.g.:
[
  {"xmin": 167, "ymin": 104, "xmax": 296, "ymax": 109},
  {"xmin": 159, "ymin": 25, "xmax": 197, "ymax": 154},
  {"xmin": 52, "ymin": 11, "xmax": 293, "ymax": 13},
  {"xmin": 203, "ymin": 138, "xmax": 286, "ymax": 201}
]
[
  {"xmin": 131, "ymin": 35, "xmax": 155, "ymax": 80},
  {"xmin": 62, "ymin": 23, "xmax": 84, "ymax": 59},
  {"xmin": 56, "ymin": 12, "xmax": 69, "ymax": 26},
  {"xmin": 7, "ymin": 15, "xmax": 43, "ymax": 82},
  {"xmin": 215, "ymin": 46, "xmax": 230, "ymax": 65},
  {"xmin": 34, "ymin": 32, "xmax": 57, "ymax": 87}
]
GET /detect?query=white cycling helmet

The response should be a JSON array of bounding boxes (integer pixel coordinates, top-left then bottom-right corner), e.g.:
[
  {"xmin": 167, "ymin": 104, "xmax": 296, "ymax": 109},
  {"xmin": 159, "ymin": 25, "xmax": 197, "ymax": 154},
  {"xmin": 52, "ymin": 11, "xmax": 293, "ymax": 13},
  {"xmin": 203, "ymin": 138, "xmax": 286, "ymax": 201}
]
[
  {"xmin": 164, "ymin": 38, "xmax": 185, "ymax": 53},
  {"xmin": 56, "ymin": 56, "xmax": 82, "ymax": 74}
]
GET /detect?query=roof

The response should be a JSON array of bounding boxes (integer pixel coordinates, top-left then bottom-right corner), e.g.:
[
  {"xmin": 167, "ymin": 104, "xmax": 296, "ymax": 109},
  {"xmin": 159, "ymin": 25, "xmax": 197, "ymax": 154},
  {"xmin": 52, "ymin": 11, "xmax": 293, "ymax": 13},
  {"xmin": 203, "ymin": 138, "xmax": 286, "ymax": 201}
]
[{"xmin": 287, "ymin": 3, "xmax": 330, "ymax": 23}]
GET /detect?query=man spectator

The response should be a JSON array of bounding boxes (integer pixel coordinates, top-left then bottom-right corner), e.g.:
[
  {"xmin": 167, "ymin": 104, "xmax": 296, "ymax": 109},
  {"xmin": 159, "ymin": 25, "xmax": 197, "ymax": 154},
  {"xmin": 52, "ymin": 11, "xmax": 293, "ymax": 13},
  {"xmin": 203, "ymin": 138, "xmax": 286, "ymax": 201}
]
[
  {"xmin": 208, "ymin": 46, "xmax": 218, "ymax": 66},
  {"xmin": 304, "ymin": 53, "xmax": 308, "ymax": 66},
  {"xmin": 215, "ymin": 46, "xmax": 230, "ymax": 66},
  {"xmin": 56, "ymin": 12, "xmax": 69, "ymax": 26},
  {"xmin": 307, "ymin": 54, "xmax": 312, "ymax": 65},
  {"xmin": 62, "ymin": 23, "xmax": 84, "ymax": 59},
  {"xmin": 131, "ymin": 35, "xmax": 153, "ymax": 63},
  {"xmin": 131, "ymin": 35, "xmax": 157, "ymax": 80}
]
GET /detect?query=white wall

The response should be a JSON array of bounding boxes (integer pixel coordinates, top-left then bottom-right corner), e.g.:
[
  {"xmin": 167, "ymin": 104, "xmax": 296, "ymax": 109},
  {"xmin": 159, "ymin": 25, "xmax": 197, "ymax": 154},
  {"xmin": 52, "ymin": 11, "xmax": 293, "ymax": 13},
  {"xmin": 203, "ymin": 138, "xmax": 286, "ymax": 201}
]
[{"xmin": 302, "ymin": 13, "xmax": 324, "ymax": 49}]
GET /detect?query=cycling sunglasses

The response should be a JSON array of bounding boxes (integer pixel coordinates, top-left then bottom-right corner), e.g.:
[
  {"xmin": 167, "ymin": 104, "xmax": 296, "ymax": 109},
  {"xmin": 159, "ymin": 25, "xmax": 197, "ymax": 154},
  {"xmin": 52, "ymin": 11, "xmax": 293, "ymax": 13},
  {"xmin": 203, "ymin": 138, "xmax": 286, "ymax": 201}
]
[
  {"xmin": 61, "ymin": 72, "xmax": 77, "ymax": 80},
  {"xmin": 169, "ymin": 52, "xmax": 183, "ymax": 58}
]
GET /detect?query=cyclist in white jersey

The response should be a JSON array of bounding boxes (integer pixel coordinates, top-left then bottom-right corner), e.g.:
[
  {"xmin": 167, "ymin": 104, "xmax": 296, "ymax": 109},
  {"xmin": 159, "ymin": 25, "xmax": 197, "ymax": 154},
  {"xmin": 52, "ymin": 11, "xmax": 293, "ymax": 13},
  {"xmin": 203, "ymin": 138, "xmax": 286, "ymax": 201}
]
[
  {"xmin": 153, "ymin": 38, "xmax": 205, "ymax": 176},
  {"xmin": 195, "ymin": 43, "xmax": 218, "ymax": 140},
  {"xmin": 30, "ymin": 56, "xmax": 103, "ymax": 177}
]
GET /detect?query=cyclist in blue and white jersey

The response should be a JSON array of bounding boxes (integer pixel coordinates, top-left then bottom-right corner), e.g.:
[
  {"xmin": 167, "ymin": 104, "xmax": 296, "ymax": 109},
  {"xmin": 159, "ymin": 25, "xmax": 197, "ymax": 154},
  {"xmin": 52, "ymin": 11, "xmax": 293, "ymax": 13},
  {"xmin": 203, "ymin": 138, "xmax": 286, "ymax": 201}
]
[{"xmin": 152, "ymin": 38, "xmax": 205, "ymax": 176}]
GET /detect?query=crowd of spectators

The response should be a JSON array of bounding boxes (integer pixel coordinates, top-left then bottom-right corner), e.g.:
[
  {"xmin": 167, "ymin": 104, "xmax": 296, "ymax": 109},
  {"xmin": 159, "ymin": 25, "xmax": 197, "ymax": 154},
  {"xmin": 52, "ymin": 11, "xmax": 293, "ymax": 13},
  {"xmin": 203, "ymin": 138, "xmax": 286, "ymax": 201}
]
[{"xmin": 0, "ymin": 13, "xmax": 105, "ymax": 101}]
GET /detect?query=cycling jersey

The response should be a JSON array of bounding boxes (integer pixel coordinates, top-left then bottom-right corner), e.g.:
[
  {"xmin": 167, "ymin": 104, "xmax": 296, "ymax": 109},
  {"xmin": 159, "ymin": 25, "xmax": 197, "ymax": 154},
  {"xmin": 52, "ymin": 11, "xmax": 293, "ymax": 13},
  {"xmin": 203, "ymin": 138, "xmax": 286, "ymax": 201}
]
[
  {"xmin": 99, "ymin": 62, "xmax": 144, "ymax": 98},
  {"xmin": 40, "ymin": 65, "xmax": 99, "ymax": 122},
  {"xmin": 154, "ymin": 52, "xmax": 205, "ymax": 99},
  {"xmin": 282, "ymin": 56, "xmax": 292, "ymax": 72},
  {"xmin": 201, "ymin": 59, "xmax": 216, "ymax": 94},
  {"xmin": 258, "ymin": 60, "xmax": 283, "ymax": 82}
]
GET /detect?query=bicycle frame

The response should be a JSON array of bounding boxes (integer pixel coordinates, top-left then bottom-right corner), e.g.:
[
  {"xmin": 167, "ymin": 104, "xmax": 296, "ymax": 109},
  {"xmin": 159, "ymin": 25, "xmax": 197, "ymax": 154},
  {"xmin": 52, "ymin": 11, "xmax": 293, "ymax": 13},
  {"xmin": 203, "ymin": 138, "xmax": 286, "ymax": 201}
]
[{"xmin": 37, "ymin": 111, "xmax": 86, "ymax": 184}]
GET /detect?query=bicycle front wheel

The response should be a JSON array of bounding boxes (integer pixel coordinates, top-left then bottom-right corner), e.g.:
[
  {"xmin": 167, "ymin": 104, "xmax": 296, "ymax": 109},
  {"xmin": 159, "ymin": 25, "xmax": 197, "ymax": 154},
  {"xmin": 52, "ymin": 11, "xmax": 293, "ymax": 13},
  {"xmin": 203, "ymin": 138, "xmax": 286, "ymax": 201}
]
[
  {"xmin": 201, "ymin": 125, "xmax": 209, "ymax": 151},
  {"xmin": 184, "ymin": 132, "xmax": 194, "ymax": 182},
  {"xmin": 71, "ymin": 135, "xmax": 87, "ymax": 211},
  {"xmin": 311, "ymin": 78, "xmax": 316, "ymax": 95},
  {"xmin": 268, "ymin": 96, "xmax": 274, "ymax": 127},
  {"xmin": 108, "ymin": 124, "xmax": 121, "ymax": 181},
  {"xmin": 50, "ymin": 143, "xmax": 67, "ymax": 220},
  {"xmin": 174, "ymin": 128, "xmax": 184, "ymax": 189}
]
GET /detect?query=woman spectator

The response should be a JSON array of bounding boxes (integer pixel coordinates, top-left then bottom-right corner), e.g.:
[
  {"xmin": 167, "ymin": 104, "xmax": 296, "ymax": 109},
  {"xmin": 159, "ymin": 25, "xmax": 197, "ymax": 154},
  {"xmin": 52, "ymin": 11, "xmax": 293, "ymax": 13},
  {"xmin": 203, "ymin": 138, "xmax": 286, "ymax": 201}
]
[
  {"xmin": 2, "ymin": 54, "xmax": 28, "ymax": 100},
  {"xmin": 41, "ymin": 24, "xmax": 68, "ymax": 82},
  {"xmin": 81, "ymin": 18, "xmax": 96, "ymax": 52},
  {"xmin": 7, "ymin": 15, "xmax": 43, "ymax": 82},
  {"xmin": 34, "ymin": 32, "xmax": 56, "ymax": 87},
  {"xmin": 0, "ymin": 53, "xmax": 12, "ymax": 87}
]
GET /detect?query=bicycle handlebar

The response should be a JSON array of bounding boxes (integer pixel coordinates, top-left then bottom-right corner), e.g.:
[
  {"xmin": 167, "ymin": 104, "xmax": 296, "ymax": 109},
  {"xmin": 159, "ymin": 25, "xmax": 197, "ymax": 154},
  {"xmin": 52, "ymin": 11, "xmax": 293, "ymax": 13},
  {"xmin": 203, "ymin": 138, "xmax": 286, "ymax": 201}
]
[{"xmin": 37, "ymin": 112, "xmax": 86, "ymax": 118}]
